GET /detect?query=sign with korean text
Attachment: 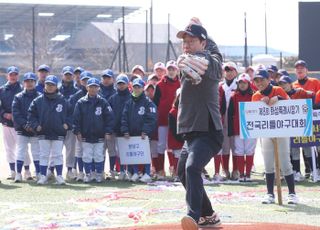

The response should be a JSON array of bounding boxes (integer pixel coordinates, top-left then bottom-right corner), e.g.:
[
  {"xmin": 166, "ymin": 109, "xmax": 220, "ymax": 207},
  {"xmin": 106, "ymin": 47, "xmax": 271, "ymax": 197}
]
[
  {"xmin": 290, "ymin": 110, "xmax": 320, "ymax": 147},
  {"xmin": 117, "ymin": 136, "xmax": 151, "ymax": 165},
  {"xmin": 240, "ymin": 99, "xmax": 313, "ymax": 139}
]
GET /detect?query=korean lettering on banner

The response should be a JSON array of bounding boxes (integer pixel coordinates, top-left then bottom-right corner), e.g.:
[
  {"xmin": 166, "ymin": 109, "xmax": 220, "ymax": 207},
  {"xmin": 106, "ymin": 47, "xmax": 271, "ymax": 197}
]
[
  {"xmin": 240, "ymin": 99, "xmax": 313, "ymax": 139},
  {"xmin": 290, "ymin": 110, "xmax": 320, "ymax": 147},
  {"xmin": 117, "ymin": 136, "xmax": 151, "ymax": 165}
]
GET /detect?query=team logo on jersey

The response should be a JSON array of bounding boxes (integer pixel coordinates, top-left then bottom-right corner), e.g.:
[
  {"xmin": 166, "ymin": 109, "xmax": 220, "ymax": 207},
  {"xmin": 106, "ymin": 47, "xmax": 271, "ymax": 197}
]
[
  {"xmin": 95, "ymin": 107, "xmax": 102, "ymax": 115},
  {"xmin": 138, "ymin": 106, "xmax": 145, "ymax": 115},
  {"xmin": 56, "ymin": 104, "xmax": 63, "ymax": 112}
]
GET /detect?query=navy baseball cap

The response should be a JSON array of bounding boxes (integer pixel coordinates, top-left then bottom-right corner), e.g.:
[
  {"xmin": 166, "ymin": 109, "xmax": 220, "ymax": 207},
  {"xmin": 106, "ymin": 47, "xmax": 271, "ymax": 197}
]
[
  {"xmin": 267, "ymin": 65, "xmax": 278, "ymax": 73},
  {"xmin": 177, "ymin": 24, "xmax": 207, "ymax": 40},
  {"xmin": 45, "ymin": 75, "xmax": 59, "ymax": 85},
  {"xmin": 23, "ymin": 72, "xmax": 37, "ymax": 81},
  {"xmin": 116, "ymin": 74, "xmax": 129, "ymax": 84},
  {"xmin": 74, "ymin": 67, "xmax": 84, "ymax": 74},
  {"xmin": 253, "ymin": 69, "xmax": 269, "ymax": 79},
  {"xmin": 102, "ymin": 69, "xmax": 114, "ymax": 78},
  {"xmin": 87, "ymin": 78, "xmax": 100, "ymax": 87},
  {"xmin": 295, "ymin": 60, "xmax": 307, "ymax": 68},
  {"xmin": 37, "ymin": 64, "xmax": 50, "ymax": 72},
  {"xmin": 62, "ymin": 66, "xmax": 74, "ymax": 75},
  {"xmin": 80, "ymin": 71, "xmax": 93, "ymax": 80},
  {"xmin": 7, "ymin": 66, "xmax": 19, "ymax": 74},
  {"xmin": 132, "ymin": 78, "xmax": 145, "ymax": 88},
  {"xmin": 277, "ymin": 69, "xmax": 289, "ymax": 76},
  {"xmin": 279, "ymin": 75, "xmax": 293, "ymax": 84}
]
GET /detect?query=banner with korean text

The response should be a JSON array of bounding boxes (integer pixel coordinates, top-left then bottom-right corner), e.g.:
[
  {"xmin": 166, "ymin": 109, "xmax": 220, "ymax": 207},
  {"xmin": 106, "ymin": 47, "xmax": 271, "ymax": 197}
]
[
  {"xmin": 239, "ymin": 99, "xmax": 313, "ymax": 139},
  {"xmin": 117, "ymin": 136, "xmax": 151, "ymax": 165},
  {"xmin": 290, "ymin": 110, "xmax": 320, "ymax": 147}
]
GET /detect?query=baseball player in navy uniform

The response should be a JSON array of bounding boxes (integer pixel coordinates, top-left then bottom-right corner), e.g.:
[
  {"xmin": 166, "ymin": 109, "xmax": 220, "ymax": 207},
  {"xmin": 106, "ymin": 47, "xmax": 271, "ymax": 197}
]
[
  {"xmin": 100, "ymin": 69, "xmax": 116, "ymax": 100},
  {"xmin": 12, "ymin": 72, "xmax": 41, "ymax": 182},
  {"xmin": 73, "ymin": 78, "xmax": 114, "ymax": 183},
  {"xmin": 107, "ymin": 74, "xmax": 131, "ymax": 180},
  {"xmin": 69, "ymin": 71, "xmax": 92, "ymax": 181},
  {"xmin": 74, "ymin": 67, "xmax": 84, "ymax": 89},
  {"xmin": 121, "ymin": 78, "xmax": 157, "ymax": 183},
  {"xmin": 59, "ymin": 66, "xmax": 78, "ymax": 180},
  {"xmin": 36, "ymin": 64, "xmax": 50, "ymax": 93},
  {"xmin": 28, "ymin": 75, "xmax": 72, "ymax": 185},
  {"xmin": 0, "ymin": 66, "xmax": 31, "ymax": 180}
]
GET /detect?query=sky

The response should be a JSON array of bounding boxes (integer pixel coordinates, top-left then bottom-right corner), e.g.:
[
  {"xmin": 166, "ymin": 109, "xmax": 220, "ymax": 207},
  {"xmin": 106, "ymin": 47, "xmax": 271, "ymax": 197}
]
[{"xmin": 0, "ymin": 0, "xmax": 313, "ymax": 54}]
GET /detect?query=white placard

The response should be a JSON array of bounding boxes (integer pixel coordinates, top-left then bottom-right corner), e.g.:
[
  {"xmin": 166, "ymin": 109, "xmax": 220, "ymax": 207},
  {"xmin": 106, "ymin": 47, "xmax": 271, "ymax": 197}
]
[
  {"xmin": 239, "ymin": 99, "xmax": 313, "ymax": 139},
  {"xmin": 117, "ymin": 136, "xmax": 151, "ymax": 165}
]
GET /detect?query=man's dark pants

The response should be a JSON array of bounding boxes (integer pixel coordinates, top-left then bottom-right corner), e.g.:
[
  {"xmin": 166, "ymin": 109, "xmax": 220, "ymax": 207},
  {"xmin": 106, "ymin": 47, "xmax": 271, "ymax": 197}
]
[{"xmin": 177, "ymin": 128, "xmax": 223, "ymax": 222}]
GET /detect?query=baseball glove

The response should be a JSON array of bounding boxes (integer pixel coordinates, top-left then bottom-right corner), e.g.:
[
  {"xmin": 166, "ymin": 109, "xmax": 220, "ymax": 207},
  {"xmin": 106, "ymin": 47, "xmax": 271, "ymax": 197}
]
[{"xmin": 177, "ymin": 54, "xmax": 209, "ymax": 85}]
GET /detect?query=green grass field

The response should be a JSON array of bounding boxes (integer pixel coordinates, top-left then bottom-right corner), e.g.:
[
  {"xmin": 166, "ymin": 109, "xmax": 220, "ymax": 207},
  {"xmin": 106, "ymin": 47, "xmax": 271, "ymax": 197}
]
[
  {"xmin": 0, "ymin": 127, "xmax": 320, "ymax": 229},
  {"xmin": 1, "ymin": 174, "xmax": 320, "ymax": 229}
]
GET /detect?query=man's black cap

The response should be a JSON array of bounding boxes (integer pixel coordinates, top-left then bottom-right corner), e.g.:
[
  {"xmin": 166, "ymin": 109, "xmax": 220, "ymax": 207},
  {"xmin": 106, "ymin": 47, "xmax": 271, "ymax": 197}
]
[{"xmin": 176, "ymin": 24, "xmax": 207, "ymax": 40}]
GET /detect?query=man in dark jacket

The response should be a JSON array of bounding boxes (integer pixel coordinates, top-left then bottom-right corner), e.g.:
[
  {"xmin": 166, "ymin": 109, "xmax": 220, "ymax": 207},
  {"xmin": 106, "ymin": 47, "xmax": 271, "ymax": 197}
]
[
  {"xmin": 73, "ymin": 78, "xmax": 114, "ymax": 183},
  {"xmin": 108, "ymin": 74, "xmax": 131, "ymax": 180},
  {"xmin": 0, "ymin": 66, "xmax": 26, "ymax": 180},
  {"xmin": 28, "ymin": 75, "xmax": 72, "ymax": 185},
  {"xmin": 12, "ymin": 72, "xmax": 41, "ymax": 182},
  {"xmin": 176, "ymin": 23, "xmax": 223, "ymax": 229}
]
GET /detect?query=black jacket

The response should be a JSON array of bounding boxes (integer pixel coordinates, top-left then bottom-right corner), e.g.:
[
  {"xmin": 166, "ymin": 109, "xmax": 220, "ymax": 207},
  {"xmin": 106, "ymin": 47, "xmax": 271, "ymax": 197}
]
[
  {"xmin": 12, "ymin": 89, "xmax": 41, "ymax": 136},
  {"xmin": 0, "ymin": 82, "xmax": 23, "ymax": 127}
]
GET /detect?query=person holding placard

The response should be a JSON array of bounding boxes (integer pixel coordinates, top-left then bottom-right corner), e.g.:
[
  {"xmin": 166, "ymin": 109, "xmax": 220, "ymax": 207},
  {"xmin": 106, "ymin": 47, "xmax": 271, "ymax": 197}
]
[
  {"xmin": 121, "ymin": 78, "xmax": 157, "ymax": 183},
  {"xmin": 278, "ymin": 75, "xmax": 315, "ymax": 182},
  {"xmin": 252, "ymin": 69, "xmax": 298, "ymax": 205}
]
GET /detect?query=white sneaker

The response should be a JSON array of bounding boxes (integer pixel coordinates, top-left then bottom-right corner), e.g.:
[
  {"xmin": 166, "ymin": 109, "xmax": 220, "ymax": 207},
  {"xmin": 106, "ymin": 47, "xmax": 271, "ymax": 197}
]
[
  {"xmin": 37, "ymin": 175, "xmax": 48, "ymax": 185},
  {"xmin": 66, "ymin": 170, "xmax": 76, "ymax": 180},
  {"xmin": 24, "ymin": 170, "xmax": 33, "ymax": 180},
  {"xmin": 55, "ymin": 175, "xmax": 65, "ymax": 185},
  {"xmin": 310, "ymin": 171, "xmax": 320, "ymax": 181},
  {"xmin": 212, "ymin": 173, "xmax": 223, "ymax": 182},
  {"xmin": 131, "ymin": 173, "xmax": 140, "ymax": 182},
  {"xmin": 287, "ymin": 193, "xmax": 298, "ymax": 204},
  {"xmin": 294, "ymin": 172, "xmax": 305, "ymax": 182},
  {"xmin": 14, "ymin": 173, "xmax": 23, "ymax": 183},
  {"xmin": 118, "ymin": 172, "xmax": 126, "ymax": 181},
  {"xmin": 96, "ymin": 173, "xmax": 104, "ymax": 183},
  {"xmin": 7, "ymin": 170, "xmax": 16, "ymax": 180},
  {"xmin": 76, "ymin": 172, "xmax": 85, "ymax": 182},
  {"xmin": 84, "ymin": 174, "xmax": 92, "ymax": 183},
  {"xmin": 46, "ymin": 170, "xmax": 55, "ymax": 181},
  {"xmin": 139, "ymin": 173, "xmax": 152, "ymax": 183},
  {"xmin": 262, "ymin": 194, "xmax": 275, "ymax": 204}
]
